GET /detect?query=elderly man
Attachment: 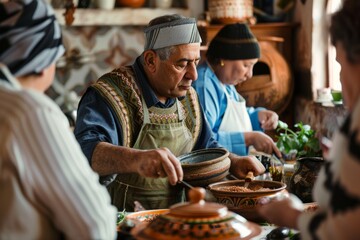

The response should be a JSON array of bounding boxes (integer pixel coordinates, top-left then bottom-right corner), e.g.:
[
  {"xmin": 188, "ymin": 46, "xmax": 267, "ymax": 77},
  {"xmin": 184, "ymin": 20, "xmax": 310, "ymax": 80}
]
[{"xmin": 75, "ymin": 14, "xmax": 265, "ymax": 211}]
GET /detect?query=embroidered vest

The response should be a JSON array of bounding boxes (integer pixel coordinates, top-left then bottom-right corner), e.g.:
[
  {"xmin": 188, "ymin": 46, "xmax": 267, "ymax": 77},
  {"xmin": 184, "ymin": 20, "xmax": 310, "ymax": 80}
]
[{"xmin": 91, "ymin": 66, "xmax": 202, "ymax": 149}]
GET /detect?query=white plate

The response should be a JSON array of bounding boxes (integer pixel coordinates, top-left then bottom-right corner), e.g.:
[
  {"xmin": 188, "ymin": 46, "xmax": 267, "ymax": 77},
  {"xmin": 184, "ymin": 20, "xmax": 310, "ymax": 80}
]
[
  {"xmin": 314, "ymin": 98, "xmax": 332, "ymax": 103},
  {"xmin": 332, "ymin": 100, "xmax": 343, "ymax": 105}
]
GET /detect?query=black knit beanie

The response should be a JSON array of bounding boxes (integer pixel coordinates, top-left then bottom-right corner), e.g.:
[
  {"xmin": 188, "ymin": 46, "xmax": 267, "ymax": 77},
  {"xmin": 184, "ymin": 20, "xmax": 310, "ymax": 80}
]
[{"xmin": 207, "ymin": 23, "xmax": 260, "ymax": 60}]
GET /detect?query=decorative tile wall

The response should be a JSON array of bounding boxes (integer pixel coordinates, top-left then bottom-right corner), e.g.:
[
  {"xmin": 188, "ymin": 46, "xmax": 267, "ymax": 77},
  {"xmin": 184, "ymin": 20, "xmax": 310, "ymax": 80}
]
[{"xmin": 48, "ymin": 25, "xmax": 145, "ymax": 110}]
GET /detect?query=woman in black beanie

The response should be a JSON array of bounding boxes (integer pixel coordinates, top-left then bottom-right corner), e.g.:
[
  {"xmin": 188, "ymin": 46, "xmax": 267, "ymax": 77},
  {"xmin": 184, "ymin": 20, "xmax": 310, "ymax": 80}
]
[{"xmin": 193, "ymin": 23, "xmax": 281, "ymax": 158}]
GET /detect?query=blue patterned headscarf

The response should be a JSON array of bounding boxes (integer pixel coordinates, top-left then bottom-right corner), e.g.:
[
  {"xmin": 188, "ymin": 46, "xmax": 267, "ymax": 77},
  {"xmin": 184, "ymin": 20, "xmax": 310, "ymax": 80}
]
[{"xmin": 0, "ymin": 0, "xmax": 64, "ymax": 77}]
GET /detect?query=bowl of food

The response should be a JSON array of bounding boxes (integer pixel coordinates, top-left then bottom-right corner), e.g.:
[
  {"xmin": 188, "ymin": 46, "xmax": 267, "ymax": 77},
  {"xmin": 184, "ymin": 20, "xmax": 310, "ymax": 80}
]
[
  {"xmin": 208, "ymin": 180, "xmax": 288, "ymax": 222},
  {"xmin": 117, "ymin": 209, "xmax": 169, "ymax": 239},
  {"xmin": 125, "ymin": 209, "xmax": 169, "ymax": 224},
  {"xmin": 131, "ymin": 187, "xmax": 262, "ymax": 240},
  {"xmin": 178, "ymin": 148, "xmax": 231, "ymax": 187}
]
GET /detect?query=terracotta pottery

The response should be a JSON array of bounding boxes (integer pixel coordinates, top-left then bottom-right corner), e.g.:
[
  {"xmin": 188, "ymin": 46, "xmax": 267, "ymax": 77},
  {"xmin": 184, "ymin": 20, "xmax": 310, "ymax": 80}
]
[
  {"xmin": 178, "ymin": 148, "xmax": 231, "ymax": 187},
  {"xmin": 131, "ymin": 187, "xmax": 262, "ymax": 240},
  {"xmin": 288, "ymin": 157, "xmax": 324, "ymax": 203},
  {"xmin": 116, "ymin": 0, "xmax": 145, "ymax": 8},
  {"xmin": 208, "ymin": 180, "xmax": 288, "ymax": 222},
  {"xmin": 208, "ymin": 0, "xmax": 254, "ymax": 24}
]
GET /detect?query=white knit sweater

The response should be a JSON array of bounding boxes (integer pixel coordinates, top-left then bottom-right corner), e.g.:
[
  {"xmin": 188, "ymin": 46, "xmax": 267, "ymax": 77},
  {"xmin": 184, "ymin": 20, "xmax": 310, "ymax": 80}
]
[
  {"xmin": 299, "ymin": 98, "xmax": 360, "ymax": 240},
  {"xmin": 0, "ymin": 80, "xmax": 117, "ymax": 240}
]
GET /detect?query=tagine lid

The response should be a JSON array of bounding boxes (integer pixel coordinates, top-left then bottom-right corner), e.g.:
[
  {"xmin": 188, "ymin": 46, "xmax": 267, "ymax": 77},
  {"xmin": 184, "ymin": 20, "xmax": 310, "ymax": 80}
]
[
  {"xmin": 132, "ymin": 187, "xmax": 263, "ymax": 240},
  {"xmin": 169, "ymin": 187, "xmax": 228, "ymax": 218}
]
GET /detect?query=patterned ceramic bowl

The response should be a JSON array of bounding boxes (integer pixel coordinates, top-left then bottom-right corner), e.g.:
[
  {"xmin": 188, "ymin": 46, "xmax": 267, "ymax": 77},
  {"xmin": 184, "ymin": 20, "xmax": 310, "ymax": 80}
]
[
  {"xmin": 208, "ymin": 180, "xmax": 288, "ymax": 222},
  {"xmin": 179, "ymin": 148, "xmax": 231, "ymax": 187}
]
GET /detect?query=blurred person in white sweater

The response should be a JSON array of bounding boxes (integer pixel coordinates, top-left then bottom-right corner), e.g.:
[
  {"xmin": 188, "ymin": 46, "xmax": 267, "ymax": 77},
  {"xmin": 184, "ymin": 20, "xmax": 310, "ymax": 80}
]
[
  {"xmin": 0, "ymin": 1, "xmax": 117, "ymax": 239},
  {"xmin": 258, "ymin": 0, "xmax": 360, "ymax": 239}
]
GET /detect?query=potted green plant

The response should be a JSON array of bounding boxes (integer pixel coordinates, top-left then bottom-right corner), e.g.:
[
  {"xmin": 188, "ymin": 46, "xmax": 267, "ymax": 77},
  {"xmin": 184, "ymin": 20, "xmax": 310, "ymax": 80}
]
[
  {"xmin": 275, "ymin": 120, "xmax": 322, "ymax": 160},
  {"xmin": 275, "ymin": 120, "xmax": 324, "ymax": 202}
]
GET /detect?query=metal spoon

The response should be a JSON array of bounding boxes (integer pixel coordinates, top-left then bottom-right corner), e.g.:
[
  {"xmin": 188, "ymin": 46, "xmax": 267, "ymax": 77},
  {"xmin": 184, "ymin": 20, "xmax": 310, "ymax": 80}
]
[
  {"xmin": 178, "ymin": 180, "xmax": 194, "ymax": 189},
  {"xmin": 272, "ymin": 153, "xmax": 286, "ymax": 165}
]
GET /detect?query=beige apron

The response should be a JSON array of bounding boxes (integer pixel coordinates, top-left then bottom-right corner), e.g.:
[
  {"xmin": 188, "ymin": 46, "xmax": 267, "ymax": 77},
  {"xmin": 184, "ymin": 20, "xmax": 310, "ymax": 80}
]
[
  {"xmin": 108, "ymin": 98, "xmax": 194, "ymax": 211},
  {"xmin": 219, "ymin": 85, "xmax": 253, "ymax": 132}
]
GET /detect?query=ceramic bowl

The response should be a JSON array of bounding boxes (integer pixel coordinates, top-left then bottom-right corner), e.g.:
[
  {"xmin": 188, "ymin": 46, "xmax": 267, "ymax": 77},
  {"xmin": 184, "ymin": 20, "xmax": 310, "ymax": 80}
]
[
  {"xmin": 125, "ymin": 209, "xmax": 169, "ymax": 223},
  {"xmin": 131, "ymin": 187, "xmax": 262, "ymax": 240},
  {"xmin": 208, "ymin": 180, "xmax": 288, "ymax": 222},
  {"xmin": 178, "ymin": 148, "xmax": 231, "ymax": 187}
]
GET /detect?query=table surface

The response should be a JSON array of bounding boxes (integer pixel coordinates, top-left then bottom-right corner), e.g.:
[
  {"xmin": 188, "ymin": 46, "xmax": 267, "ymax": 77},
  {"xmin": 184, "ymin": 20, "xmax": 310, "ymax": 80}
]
[
  {"xmin": 255, "ymin": 225, "xmax": 277, "ymax": 239},
  {"xmin": 255, "ymin": 225, "xmax": 297, "ymax": 239}
]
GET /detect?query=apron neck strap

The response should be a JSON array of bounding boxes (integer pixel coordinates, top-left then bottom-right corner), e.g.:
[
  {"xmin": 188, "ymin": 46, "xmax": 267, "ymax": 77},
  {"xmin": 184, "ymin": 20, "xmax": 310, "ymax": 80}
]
[
  {"xmin": 221, "ymin": 84, "xmax": 245, "ymax": 103},
  {"xmin": 142, "ymin": 97, "xmax": 151, "ymax": 124},
  {"xmin": 221, "ymin": 83, "xmax": 233, "ymax": 101},
  {"xmin": 176, "ymin": 99, "xmax": 184, "ymax": 121},
  {"xmin": 141, "ymin": 97, "xmax": 184, "ymax": 123}
]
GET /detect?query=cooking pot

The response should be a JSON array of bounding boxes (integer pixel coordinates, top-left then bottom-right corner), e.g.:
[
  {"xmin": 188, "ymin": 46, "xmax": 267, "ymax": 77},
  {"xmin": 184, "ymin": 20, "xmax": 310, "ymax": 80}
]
[
  {"xmin": 131, "ymin": 187, "xmax": 262, "ymax": 239},
  {"xmin": 208, "ymin": 180, "xmax": 288, "ymax": 222},
  {"xmin": 179, "ymin": 148, "xmax": 231, "ymax": 187}
]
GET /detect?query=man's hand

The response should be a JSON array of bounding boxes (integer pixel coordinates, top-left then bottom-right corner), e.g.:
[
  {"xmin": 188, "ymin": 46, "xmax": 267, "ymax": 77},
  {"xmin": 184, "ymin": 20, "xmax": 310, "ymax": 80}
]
[
  {"xmin": 229, "ymin": 154, "xmax": 265, "ymax": 179},
  {"xmin": 257, "ymin": 198, "xmax": 302, "ymax": 230},
  {"xmin": 135, "ymin": 147, "xmax": 183, "ymax": 185},
  {"xmin": 258, "ymin": 110, "xmax": 279, "ymax": 130}
]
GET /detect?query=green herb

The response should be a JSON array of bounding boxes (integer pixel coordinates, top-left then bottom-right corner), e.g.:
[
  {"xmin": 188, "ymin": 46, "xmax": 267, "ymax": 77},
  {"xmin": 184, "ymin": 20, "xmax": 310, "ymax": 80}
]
[
  {"xmin": 117, "ymin": 209, "xmax": 126, "ymax": 225},
  {"xmin": 275, "ymin": 120, "xmax": 322, "ymax": 159}
]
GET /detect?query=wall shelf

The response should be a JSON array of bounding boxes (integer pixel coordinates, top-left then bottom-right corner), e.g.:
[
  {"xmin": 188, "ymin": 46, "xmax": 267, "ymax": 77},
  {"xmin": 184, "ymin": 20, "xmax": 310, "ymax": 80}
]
[{"xmin": 55, "ymin": 8, "xmax": 191, "ymax": 26}]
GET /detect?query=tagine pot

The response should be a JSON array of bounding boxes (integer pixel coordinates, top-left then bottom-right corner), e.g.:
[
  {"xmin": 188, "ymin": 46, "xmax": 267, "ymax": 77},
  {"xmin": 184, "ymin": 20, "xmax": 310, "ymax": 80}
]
[
  {"xmin": 131, "ymin": 187, "xmax": 262, "ymax": 239},
  {"xmin": 288, "ymin": 157, "xmax": 324, "ymax": 203}
]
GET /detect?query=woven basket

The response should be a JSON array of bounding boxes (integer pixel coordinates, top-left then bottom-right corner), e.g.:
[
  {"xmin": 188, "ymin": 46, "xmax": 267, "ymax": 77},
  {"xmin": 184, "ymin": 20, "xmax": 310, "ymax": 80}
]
[{"xmin": 208, "ymin": 0, "xmax": 253, "ymax": 24}]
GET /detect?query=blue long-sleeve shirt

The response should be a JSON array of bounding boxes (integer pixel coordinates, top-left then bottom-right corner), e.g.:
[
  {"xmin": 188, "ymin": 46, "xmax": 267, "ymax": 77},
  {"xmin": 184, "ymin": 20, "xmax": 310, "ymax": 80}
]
[{"xmin": 193, "ymin": 62, "xmax": 265, "ymax": 156}]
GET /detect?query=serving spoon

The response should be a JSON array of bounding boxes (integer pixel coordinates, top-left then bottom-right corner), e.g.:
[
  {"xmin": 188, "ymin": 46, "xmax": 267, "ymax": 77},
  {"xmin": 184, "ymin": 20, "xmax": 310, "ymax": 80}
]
[{"xmin": 244, "ymin": 171, "xmax": 254, "ymax": 188}]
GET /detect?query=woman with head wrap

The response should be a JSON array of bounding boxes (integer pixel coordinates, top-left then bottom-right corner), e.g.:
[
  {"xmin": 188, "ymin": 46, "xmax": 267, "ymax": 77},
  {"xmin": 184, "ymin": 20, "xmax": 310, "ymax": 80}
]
[
  {"xmin": 258, "ymin": 0, "xmax": 360, "ymax": 238},
  {"xmin": 193, "ymin": 23, "xmax": 281, "ymax": 157},
  {"xmin": 0, "ymin": 1, "xmax": 117, "ymax": 239},
  {"xmin": 74, "ymin": 14, "xmax": 265, "ymax": 211}
]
